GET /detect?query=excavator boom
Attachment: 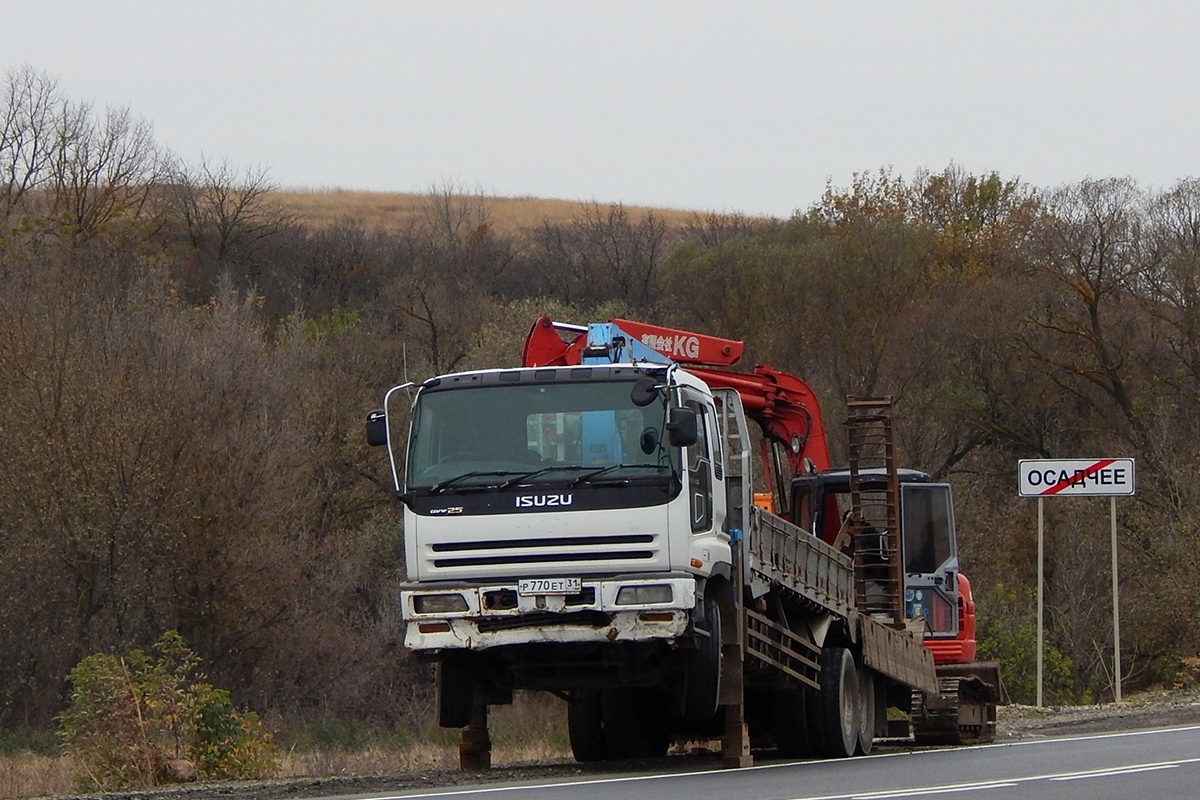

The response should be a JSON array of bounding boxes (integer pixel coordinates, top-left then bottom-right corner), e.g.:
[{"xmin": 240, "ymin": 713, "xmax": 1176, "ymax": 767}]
[{"xmin": 522, "ymin": 317, "xmax": 830, "ymax": 477}]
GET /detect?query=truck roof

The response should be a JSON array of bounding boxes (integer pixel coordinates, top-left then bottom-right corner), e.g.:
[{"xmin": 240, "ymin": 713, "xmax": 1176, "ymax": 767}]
[
  {"xmin": 796, "ymin": 468, "xmax": 934, "ymax": 492},
  {"xmin": 419, "ymin": 363, "xmax": 672, "ymax": 392}
]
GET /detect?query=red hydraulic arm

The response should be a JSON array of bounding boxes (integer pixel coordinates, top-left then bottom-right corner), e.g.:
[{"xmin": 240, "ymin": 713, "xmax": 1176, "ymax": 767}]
[
  {"xmin": 522, "ymin": 317, "xmax": 831, "ymax": 479},
  {"xmin": 523, "ymin": 317, "xmax": 744, "ymax": 369}
]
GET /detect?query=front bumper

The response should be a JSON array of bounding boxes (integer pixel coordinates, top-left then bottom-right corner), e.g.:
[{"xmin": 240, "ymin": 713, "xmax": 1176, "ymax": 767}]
[{"xmin": 399, "ymin": 573, "xmax": 697, "ymax": 651}]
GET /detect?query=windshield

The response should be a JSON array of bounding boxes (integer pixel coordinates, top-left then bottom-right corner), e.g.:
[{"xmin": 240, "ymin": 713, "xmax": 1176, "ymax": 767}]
[
  {"xmin": 901, "ymin": 484, "xmax": 956, "ymax": 575},
  {"xmin": 406, "ymin": 378, "xmax": 676, "ymax": 491}
]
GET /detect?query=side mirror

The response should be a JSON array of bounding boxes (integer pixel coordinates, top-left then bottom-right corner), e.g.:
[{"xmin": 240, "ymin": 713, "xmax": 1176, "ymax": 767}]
[
  {"xmin": 365, "ymin": 409, "xmax": 388, "ymax": 447},
  {"xmin": 665, "ymin": 407, "xmax": 698, "ymax": 448},
  {"xmin": 630, "ymin": 377, "xmax": 660, "ymax": 407}
]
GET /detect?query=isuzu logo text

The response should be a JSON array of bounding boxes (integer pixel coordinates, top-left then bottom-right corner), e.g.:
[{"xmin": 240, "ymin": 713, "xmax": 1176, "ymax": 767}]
[{"xmin": 515, "ymin": 494, "xmax": 574, "ymax": 509}]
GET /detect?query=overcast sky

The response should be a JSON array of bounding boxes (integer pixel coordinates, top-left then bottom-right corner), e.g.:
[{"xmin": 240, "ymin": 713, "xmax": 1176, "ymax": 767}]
[{"xmin": 3, "ymin": 2, "xmax": 1197, "ymax": 217}]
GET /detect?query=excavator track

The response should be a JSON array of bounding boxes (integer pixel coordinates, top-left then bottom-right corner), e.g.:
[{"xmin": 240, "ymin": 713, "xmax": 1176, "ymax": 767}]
[{"xmin": 911, "ymin": 662, "xmax": 1001, "ymax": 745}]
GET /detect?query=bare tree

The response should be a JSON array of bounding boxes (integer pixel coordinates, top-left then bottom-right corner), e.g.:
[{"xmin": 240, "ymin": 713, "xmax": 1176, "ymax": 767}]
[
  {"xmin": 0, "ymin": 65, "xmax": 63, "ymax": 223},
  {"xmin": 525, "ymin": 202, "xmax": 671, "ymax": 306},
  {"xmin": 418, "ymin": 178, "xmax": 492, "ymax": 252},
  {"xmin": 169, "ymin": 157, "xmax": 292, "ymax": 263},
  {"xmin": 378, "ymin": 182, "xmax": 514, "ymax": 374},
  {"xmin": 1141, "ymin": 178, "xmax": 1200, "ymax": 387},
  {"xmin": 1023, "ymin": 178, "xmax": 1155, "ymax": 446},
  {"xmin": 681, "ymin": 210, "xmax": 770, "ymax": 248},
  {"xmin": 48, "ymin": 101, "xmax": 165, "ymax": 237}
]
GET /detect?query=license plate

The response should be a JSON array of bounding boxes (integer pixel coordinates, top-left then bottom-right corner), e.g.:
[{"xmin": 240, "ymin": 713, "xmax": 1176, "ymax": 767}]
[{"xmin": 518, "ymin": 577, "xmax": 582, "ymax": 596}]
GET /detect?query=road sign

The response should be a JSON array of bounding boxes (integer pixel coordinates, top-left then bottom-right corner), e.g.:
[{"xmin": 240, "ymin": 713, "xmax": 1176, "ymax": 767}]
[
  {"xmin": 1018, "ymin": 458, "xmax": 1135, "ymax": 498},
  {"xmin": 1020, "ymin": 457, "xmax": 1134, "ymax": 707}
]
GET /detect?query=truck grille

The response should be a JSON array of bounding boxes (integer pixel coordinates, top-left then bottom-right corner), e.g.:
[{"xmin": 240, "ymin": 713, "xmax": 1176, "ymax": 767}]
[
  {"xmin": 430, "ymin": 533, "xmax": 657, "ymax": 570},
  {"xmin": 476, "ymin": 610, "xmax": 612, "ymax": 632}
]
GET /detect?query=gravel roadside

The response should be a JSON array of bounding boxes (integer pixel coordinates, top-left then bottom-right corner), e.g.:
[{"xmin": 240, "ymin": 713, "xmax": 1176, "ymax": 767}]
[{"xmin": 997, "ymin": 687, "xmax": 1200, "ymax": 739}]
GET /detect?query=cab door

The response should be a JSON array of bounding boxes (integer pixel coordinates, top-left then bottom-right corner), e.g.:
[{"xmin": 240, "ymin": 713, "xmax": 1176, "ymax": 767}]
[
  {"xmin": 900, "ymin": 483, "xmax": 960, "ymax": 636},
  {"xmin": 679, "ymin": 390, "xmax": 729, "ymax": 576}
]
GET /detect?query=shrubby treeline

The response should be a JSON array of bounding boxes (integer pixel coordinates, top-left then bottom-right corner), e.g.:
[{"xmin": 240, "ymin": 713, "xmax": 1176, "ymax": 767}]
[{"xmin": 1, "ymin": 66, "xmax": 1197, "ymax": 736}]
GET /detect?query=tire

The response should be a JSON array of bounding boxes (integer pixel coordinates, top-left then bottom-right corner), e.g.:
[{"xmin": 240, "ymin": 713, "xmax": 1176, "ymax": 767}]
[
  {"xmin": 855, "ymin": 661, "xmax": 876, "ymax": 755},
  {"xmin": 568, "ymin": 690, "xmax": 609, "ymax": 762},
  {"xmin": 682, "ymin": 595, "xmax": 722, "ymax": 720},
  {"xmin": 813, "ymin": 646, "xmax": 858, "ymax": 758},
  {"xmin": 602, "ymin": 687, "xmax": 670, "ymax": 759},
  {"xmin": 436, "ymin": 653, "xmax": 475, "ymax": 729},
  {"xmin": 771, "ymin": 686, "xmax": 813, "ymax": 758}
]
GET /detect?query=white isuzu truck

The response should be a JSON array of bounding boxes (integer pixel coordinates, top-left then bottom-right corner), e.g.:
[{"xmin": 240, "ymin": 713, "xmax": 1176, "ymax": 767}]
[{"xmin": 367, "ymin": 318, "xmax": 998, "ymax": 768}]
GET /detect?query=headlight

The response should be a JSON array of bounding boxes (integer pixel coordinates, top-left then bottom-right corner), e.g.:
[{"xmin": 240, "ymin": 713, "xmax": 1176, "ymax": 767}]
[
  {"xmin": 615, "ymin": 584, "xmax": 673, "ymax": 605},
  {"xmin": 412, "ymin": 593, "xmax": 469, "ymax": 614}
]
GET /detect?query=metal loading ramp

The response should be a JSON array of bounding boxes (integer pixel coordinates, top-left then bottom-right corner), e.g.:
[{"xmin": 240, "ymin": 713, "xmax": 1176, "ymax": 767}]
[
  {"xmin": 747, "ymin": 505, "xmax": 854, "ymax": 616},
  {"xmin": 743, "ymin": 505, "xmax": 852, "ymax": 690},
  {"xmin": 744, "ymin": 505, "xmax": 938, "ymax": 695}
]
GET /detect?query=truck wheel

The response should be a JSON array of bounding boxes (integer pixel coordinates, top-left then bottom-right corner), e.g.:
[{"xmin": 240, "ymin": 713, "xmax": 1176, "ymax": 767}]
[
  {"xmin": 437, "ymin": 653, "xmax": 475, "ymax": 729},
  {"xmin": 855, "ymin": 661, "xmax": 876, "ymax": 755},
  {"xmin": 602, "ymin": 687, "xmax": 670, "ymax": 759},
  {"xmin": 814, "ymin": 646, "xmax": 858, "ymax": 758},
  {"xmin": 771, "ymin": 686, "xmax": 813, "ymax": 758},
  {"xmin": 682, "ymin": 595, "xmax": 722, "ymax": 720},
  {"xmin": 567, "ymin": 690, "xmax": 609, "ymax": 762}
]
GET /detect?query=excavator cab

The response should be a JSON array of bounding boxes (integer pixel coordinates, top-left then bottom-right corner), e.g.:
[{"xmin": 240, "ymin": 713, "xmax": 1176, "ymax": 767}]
[{"xmin": 790, "ymin": 469, "xmax": 962, "ymax": 638}]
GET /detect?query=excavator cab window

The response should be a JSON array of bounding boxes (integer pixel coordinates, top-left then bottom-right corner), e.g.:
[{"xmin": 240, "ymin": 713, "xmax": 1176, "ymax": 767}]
[
  {"xmin": 900, "ymin": 483, "xmax": 960, "ymax": 637},
  {"xmin": 791, "ymin": 479, "xmax": 849, "ymax": 545},
  {"xmin": 901, "ymin": 485, "xmax": 955, "ymax": 574}
]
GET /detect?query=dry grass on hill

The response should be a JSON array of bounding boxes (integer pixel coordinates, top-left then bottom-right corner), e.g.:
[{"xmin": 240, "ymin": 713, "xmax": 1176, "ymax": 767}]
[{"xmin": 275, "ymin": 188, "xmax": 707, "ymax": 236}]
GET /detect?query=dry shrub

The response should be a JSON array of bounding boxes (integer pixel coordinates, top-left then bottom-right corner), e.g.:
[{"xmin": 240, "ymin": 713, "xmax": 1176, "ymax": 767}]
[
  {"xmin": 1174, "ymin": 656, "xmax": 1200, "ymax": 689},
  {"xmin": 57, "ymin": 632, "xmax": 276, "ymax": 792}
]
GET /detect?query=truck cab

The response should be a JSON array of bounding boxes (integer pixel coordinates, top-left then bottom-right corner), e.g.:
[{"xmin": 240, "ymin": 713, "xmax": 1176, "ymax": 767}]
[{"xmin": 369, "ymin": 360, "xmax": 733, "ymax": 732}]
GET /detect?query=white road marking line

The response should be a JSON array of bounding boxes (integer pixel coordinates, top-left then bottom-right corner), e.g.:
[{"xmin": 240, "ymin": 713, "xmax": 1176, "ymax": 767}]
[
  {"xmin": 850, "ymin": 782, "xmax": 1019, "ymax": 798},
  {"xmin": 784, "ymin": 758, "xmax": 1200, "ymax": 800},
  {"xmin": 1050, "ymin": 764, "xmax": 1180, "ymax": 781}
]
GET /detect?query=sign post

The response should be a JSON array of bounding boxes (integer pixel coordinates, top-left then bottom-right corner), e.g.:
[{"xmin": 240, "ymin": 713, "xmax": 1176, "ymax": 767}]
[
  {"xmin": 1018, "ymin": 458, "xmax": 1135, "ymax": 706},
  {"xmin": 1037, "ymin": 497, "xmax": 1044, "ymax": 707},
  {"xmin": 1110, "ymin": 495, "xmax": 1121, "ymax": 702}
]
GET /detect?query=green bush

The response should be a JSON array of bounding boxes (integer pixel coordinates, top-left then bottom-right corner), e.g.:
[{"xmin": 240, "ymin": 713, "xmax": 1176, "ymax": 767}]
[
  {"xmin": 976, "ymin": 583, "xmax": 1075, "ymax": 705},
  {"xmin": 57, "ymin": 631, "xmax": 276, "ymax": 791}
]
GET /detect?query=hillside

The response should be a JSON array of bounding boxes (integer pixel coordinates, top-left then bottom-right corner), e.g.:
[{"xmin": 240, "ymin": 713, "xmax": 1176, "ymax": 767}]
[{"xmin": 274, "ymin": 188, "xmax": 711, "ymax": 235}]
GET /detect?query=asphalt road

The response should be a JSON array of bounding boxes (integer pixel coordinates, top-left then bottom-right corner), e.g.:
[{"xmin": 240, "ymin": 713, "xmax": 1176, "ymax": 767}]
[{"xmin": 330, "ymin": 725, "xmax": 1200, "ymax": 800}]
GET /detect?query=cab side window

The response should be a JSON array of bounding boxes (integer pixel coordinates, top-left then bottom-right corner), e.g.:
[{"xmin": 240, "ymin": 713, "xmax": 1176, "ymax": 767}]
[{"xmin": 685, "ymin": 398, "xmax": 713, "ymax": 532}]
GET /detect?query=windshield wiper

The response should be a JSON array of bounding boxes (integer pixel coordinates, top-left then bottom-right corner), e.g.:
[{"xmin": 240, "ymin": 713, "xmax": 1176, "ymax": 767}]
[
  {"xmin": 429, "ymin": 470, "xmax": 524, "ymax": 494},
  {"xmin": 567, "ymin": 464, "xmax": 664, "ymax": 487},
  {"xmin": 497, "ymin": 465, "xmax": 608, "ymax": 489}
]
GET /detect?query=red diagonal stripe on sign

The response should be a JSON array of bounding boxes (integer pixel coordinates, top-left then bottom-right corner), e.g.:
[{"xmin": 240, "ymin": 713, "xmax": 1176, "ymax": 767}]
[{"xmin": 1041, "ymin": 459, "xmax": 1116, "ymax": 495}]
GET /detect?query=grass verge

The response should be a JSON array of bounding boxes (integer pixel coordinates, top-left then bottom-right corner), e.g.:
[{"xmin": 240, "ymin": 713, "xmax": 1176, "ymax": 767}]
[{"xmin": 0, "ymin": 692, "xmax": 570, "ymax": 799}]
